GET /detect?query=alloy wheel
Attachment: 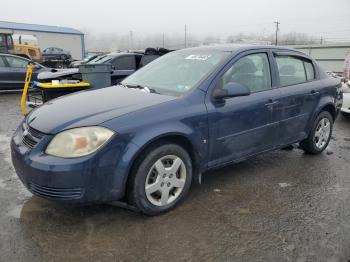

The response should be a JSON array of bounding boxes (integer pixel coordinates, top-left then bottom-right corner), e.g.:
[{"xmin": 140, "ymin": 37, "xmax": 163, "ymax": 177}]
[
  {"xmin": 313, "ymin": 117, "xmax": 331, "ymax": 149},
  {"xmin": 145, "ymin": 155, "xmax": 187, "ymax": 206}
]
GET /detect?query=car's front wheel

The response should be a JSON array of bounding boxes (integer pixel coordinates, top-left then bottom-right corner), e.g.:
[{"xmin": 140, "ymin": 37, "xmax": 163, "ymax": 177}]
[
  {"xmin": 299, "ymin": 111, "xmax": 333, "ymax": 154},
  {"xmin": 128, "ymin": 143, "xmax": 192, "ymax": 215}
]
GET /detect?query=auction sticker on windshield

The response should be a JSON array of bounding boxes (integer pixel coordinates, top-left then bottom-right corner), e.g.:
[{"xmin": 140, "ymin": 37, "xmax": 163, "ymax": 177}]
[{"xmin": 185, "ymin": 54, "xmax": 211, "ymax": 60}]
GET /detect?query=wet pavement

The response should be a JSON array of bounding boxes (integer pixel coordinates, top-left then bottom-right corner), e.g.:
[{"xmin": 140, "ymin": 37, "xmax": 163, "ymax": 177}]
[{"xmin": 0, "ymin": 93, "xmax": 350, "ymax": 262}]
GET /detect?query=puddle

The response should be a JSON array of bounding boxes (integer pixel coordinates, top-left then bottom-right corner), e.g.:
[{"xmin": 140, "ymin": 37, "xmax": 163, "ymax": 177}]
[
  {"xmin": 7, "ymin": 204, "xmax": 23, "ymax": 219},
  {"xmin": 278, "ymin": 182, "xmax": 291, "ymax": 188},
  {"xmin": 0, "ymin": 178, "xmax": 6, "ymax": 189},
  {"xmin": 0, "ymin": 134, "xmax": 13, "ymax": 166}
]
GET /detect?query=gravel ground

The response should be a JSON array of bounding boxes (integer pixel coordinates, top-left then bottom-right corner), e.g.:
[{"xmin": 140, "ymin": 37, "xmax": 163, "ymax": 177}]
[{"xmin": 0, "ymin": 93, "xmax": 350, "ymax": 262}]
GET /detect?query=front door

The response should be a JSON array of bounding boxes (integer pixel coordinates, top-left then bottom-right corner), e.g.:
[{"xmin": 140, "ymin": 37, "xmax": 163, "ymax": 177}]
[{"xmin": 206, "ymin": 51, "xmax": 280, "ymax": 168}]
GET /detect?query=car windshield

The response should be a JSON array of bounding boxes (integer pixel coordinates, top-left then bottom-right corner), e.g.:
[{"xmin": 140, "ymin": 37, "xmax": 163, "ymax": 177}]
[
  {"xmin": 122, "ymin": 50, "xmax": 230, "ymax": 96},
  {"xmin": 87, "ymin": 55, "xmax": 113, "ymax": 64}
]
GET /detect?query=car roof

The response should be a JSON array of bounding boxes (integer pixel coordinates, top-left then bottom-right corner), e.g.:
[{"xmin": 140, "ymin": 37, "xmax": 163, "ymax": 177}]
[
  {"xmin": 182, "ymin": 44, "xmax": 306, "ymax": 55},
  {"xmin": 0, "ymin": 53, "xmax": 31, "ymax": 60},
  {"xmin": 107, "ymin": 52, "xmax": 141, "ymax": 57}
]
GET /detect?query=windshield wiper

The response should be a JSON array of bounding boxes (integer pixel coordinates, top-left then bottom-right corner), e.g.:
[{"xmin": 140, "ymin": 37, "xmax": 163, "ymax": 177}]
[
  {"xmin": 118, "ymin": 82, "xmax": 128, "ymax": 88},
  {"xmin": 123, "ymin": 84, "xmax": 160, "ymax": 94}
]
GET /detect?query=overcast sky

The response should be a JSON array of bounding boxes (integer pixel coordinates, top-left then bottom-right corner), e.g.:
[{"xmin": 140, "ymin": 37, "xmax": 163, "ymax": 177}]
[{"xmin": 2, "ymin": 0, "xmax": 350, "ymax": 40}]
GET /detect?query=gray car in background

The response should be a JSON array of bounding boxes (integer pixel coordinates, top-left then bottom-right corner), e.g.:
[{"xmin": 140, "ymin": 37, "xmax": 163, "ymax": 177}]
[
  {"xmin": 0, "ymin": 53, "xmax": 48, "ymax": 90},
  {"xmin": 42, "ymin": 47, "xmax": 71, "ymax": 61}
]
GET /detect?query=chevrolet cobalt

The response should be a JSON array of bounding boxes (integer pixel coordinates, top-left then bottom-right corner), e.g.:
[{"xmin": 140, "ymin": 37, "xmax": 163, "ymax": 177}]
[{"xmin": 11, "ymin": 46, "xmax": 343, "ymax": 215}]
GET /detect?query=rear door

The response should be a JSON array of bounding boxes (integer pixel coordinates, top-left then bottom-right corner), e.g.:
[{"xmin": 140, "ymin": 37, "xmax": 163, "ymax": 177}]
[
  {"xmin": 273, "ymin": 52, "xmax": 320, "ymax": 145},
  {"xmin": 3, "ymin": 55, "xmax": 29, "ymax": 89},
  {"xmin": 111, "ymin": 55, "xmax": 137, "ymax": 84}
]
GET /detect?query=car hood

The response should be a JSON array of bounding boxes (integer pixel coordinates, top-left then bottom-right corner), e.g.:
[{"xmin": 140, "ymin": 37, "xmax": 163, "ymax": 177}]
[
  {"xmin": 38, "ymin": 68, "xmax": 79, "ymax": 80},
  {"xmin": 26, "ymin": 86, "xmax": 177, "ymax": 134}
]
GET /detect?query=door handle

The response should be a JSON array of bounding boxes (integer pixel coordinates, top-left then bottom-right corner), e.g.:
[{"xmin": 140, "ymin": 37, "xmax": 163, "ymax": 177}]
[
  {"xmin": 309, "ymin": 90, "xmax": 320, "ymax": 96},
  {"xmin": 265, "ymin": 99, "xmax": 279, "ymax": 107}
]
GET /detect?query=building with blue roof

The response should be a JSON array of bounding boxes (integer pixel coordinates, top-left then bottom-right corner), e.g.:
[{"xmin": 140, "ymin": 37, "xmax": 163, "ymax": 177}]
[{"xmin": 0, "ymin": 21, "xmax": 85, "ymax": 59}]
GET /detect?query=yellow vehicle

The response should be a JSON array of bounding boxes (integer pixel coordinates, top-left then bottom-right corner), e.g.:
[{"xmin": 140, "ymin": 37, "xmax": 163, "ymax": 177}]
[
  {"xmin": 13, "ymin": 43, "xmax": 43, "ymax": 63},
  {"xmin": 0, "ymin": 32, "xmax": 43, "ymax": 62}
]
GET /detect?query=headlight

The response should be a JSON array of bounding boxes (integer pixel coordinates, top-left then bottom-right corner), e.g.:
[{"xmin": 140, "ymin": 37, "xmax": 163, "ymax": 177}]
[{"xmin": 45, "ymin": 127, "xmax": 115, "ymax": 158}]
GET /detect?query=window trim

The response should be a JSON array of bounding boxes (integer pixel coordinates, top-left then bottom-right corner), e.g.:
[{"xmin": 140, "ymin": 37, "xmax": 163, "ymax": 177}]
[{"xmin": 303, "ymin": 60, "xmax": 316, "ymax": 81}]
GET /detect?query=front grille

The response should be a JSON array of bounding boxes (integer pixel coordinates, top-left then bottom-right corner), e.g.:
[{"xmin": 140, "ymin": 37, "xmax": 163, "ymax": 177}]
[
  {"xmin": 21, "ymin": 123, "xmax": 45, "ymax": 149},
  {"xmin": 29, "ymin": 183, "xmax": 83, "ymax": 200},
  {"xmin": 27, "ymin": 125, "xmax": 45, "ymax": 139},
  {"xmin": 22, "ymin": 135, "xmax": 37, "ymax": 148}
]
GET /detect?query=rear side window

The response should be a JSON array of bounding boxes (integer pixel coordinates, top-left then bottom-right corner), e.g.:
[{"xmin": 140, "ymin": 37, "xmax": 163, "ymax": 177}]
[
  {"xmin": 113, "ymin": 56, "xmax": 136, "ymax": 70},
  {"xmin": 276, "ymin": 56, "xmax": 316, "ymax": 86}
]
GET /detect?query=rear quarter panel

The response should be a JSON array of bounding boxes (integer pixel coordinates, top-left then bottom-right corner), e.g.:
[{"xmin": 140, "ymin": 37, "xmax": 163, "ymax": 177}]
[{"xmin": 306, "ymin": 76, "xmax": 342, "ymax": 132}]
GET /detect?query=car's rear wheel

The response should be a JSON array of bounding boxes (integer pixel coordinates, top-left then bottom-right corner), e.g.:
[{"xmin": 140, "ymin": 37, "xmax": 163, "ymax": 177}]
[
  {"xmin": 128, "ymin": 143, "xmax": 192, "ymax": 215},
  {"xmin": 299, "ymin": 111, "xmax": 333, "ymax": 154}
]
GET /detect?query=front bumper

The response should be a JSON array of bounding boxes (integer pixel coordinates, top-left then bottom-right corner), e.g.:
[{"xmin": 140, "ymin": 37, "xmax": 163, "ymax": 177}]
[{"xmin": 10, "ymin": 123, "xmax": 135, "ymax": 204}]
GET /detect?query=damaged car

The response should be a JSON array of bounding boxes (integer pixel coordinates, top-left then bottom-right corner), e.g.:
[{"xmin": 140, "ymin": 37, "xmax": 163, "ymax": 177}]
[
  {"xmin": 11, "ymin": 45, "xmax": 342, "ymax": 215},
  {"xmin": 38, "ymin": 48, "xmax": 172, "ymax": 85}
]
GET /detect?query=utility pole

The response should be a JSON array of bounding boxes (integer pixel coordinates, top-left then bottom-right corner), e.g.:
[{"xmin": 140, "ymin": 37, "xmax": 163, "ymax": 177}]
[
  {"xmin": 274, "ymin": 21, "xmax": 280, "ymax": 46},
  {"xmin": 184, "ymin": 24, "xmax": 187, "ymax": 48},
  {"xmin": 162, "ymin": 33, "xmax": 165, "ymax": 48},
  {"xmin": 129, "ymin": 30, "xmax": 133, "ymax": 49}
]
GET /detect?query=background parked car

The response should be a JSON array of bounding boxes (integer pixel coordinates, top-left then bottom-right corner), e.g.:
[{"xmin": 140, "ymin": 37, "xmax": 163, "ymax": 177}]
[
  {"xmin": 341, "ymin": 92, "xmax": 350, "ymax": 116},
  {"xmin": 0, "ymin": 53, "xmax": 48, "ymax": 90},
  {"xmin": 39, "ymin": 48, "xmax": 173, "ymax": 85},
  {"xmin": 42, "ymin": 47, "xmax": 71, "ymax": 61},
  {"xmin": 69, "ymin": 54, "xmax": 98, "ymax": 68}
]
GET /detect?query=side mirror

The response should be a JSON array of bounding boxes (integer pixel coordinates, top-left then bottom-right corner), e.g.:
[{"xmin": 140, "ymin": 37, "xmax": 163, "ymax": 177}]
[{"xmin": 213, "ymin": 82, "xmax": 250, "ymax": 100}]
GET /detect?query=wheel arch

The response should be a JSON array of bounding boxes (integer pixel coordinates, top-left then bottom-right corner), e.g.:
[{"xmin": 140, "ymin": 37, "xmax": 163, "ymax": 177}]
[
  {"xmin": 124, "ymin": 132, "xmax": 203, "ymax": 198},
  {"xmin": 305, "ymin": 98, "xmax": 336, "ymax": 139},
  {"xmin": 320, "ymin": 103, "xmax": 336, "ymax": 120}
]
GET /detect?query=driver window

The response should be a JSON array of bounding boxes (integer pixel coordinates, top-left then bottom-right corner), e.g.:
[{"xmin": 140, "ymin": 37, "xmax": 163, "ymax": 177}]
[{"xmin": 221, "ymin": 53, "xmax": 272, "ymax": 93}]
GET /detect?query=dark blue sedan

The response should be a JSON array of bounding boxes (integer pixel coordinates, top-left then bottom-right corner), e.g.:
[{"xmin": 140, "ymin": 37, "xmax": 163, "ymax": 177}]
[{"xmin": 11, "ymin": 45, "xmax": 343, "ymax": 215}]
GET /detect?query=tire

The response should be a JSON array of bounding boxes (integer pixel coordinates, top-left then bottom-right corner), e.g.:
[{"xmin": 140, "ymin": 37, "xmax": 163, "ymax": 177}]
[
  {"xmin": 299, "ymin": 111, "xmax": 333, "ymax": 154},
  {"xmin": 128, "ymin": 143, "xmax": 192, "ymax": 215}
]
